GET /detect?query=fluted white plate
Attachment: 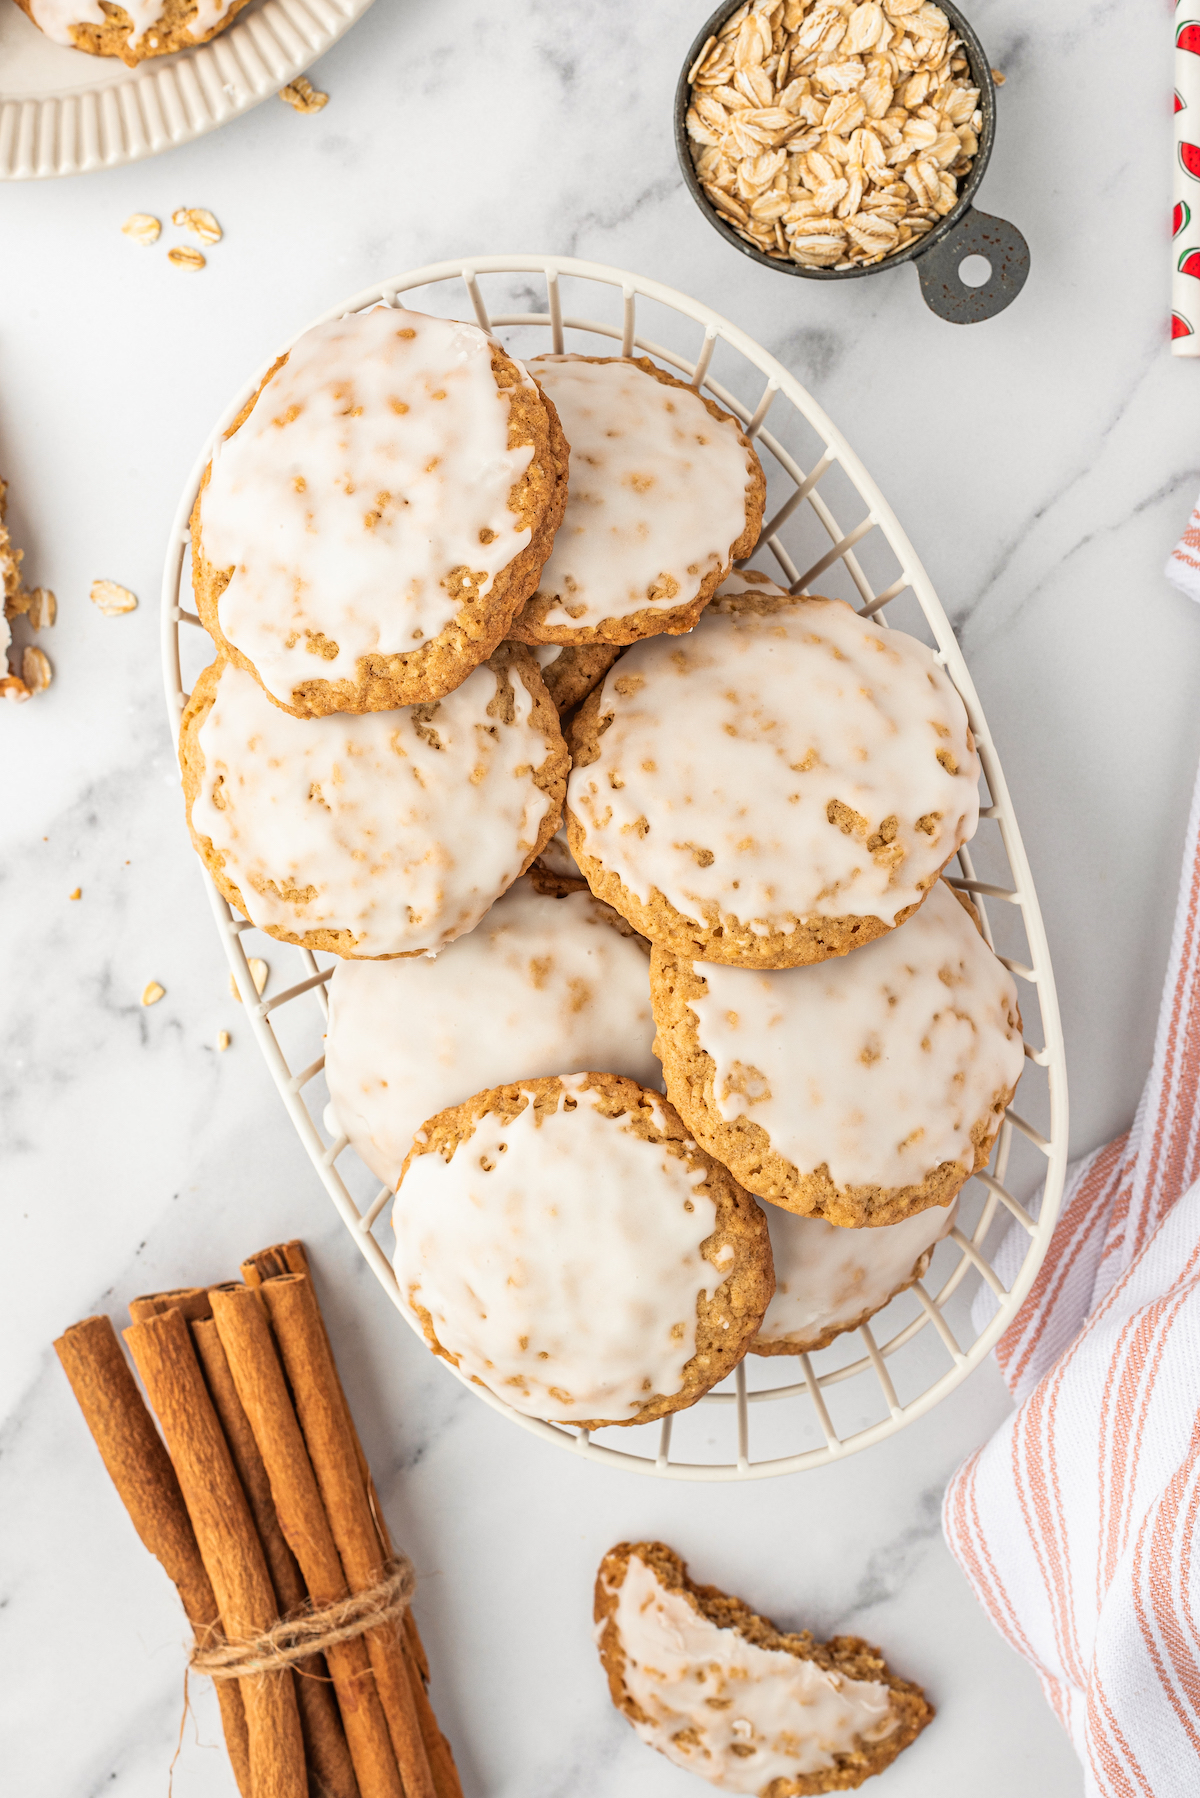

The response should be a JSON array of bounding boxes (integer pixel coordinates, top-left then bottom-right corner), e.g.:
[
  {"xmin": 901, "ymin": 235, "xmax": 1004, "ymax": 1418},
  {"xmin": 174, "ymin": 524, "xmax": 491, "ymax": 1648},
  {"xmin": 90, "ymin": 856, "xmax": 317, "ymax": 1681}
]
[{"xmin": 0, "ymin": 0, "xmax": 375, "ymax": 180}]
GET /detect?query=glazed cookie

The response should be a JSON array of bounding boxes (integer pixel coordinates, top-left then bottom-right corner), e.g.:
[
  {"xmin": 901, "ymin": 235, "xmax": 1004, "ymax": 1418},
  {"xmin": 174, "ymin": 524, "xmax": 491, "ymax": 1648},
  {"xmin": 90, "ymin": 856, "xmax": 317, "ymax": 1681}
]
[
  {"xmin": 13, "ymin": 0, "xmax": 247, "ymax": 63},
  {"xmin": 507, "ymin": 355, "xmax": 764, "ymax": 645},
  {"xmin": 180, "ymin": 644, "xmax": 566, "ymax": 959},
  {"xmin": 651, "ymin": 880, "xmax": 1024, "ymax": 1226},
  {"xmin": 529, "ymin": 641, "xmax": 623, "ymax": 716},
  {"xmin": 752, "ymin": 1201, "xmax": 957, "ymax": 1356},
  {"xmin": 567, "ymin": 579, "xmax": 980, "ymax": 968},
  {"xmin": 595, "ymin": 1541, "xmax": 933, "ymax": 1794},
  {"xmin": 392, "ymin": 1074, "xmax": 773, "ymax": 1428},
  {"xmin": 325, "ymin": 876, "xmax": 659, "ymax": 1187},
  {"xmin": 192, "ymin": 305, "xmax": 568, "ymax": 716}
]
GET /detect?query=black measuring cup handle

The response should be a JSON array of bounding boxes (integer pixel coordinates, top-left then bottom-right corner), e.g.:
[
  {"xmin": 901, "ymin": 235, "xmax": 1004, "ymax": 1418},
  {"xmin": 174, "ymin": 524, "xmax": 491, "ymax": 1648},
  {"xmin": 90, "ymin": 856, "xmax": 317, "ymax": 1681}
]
[{"xmin": 915, "ymin": 207, "xmax": 1031, "ymax": 324}]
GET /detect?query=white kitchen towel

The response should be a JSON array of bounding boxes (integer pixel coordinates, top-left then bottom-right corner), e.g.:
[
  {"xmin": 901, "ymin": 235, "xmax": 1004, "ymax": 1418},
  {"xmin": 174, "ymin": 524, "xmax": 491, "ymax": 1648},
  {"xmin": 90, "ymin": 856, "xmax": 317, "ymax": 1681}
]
[
  {"xmin": 943, "ymin": 755, "xmax": 1200, "ymax": 1793},
  {"xmin": 1165, "ymin": 491, "xmax": 1200, "ymax": 603}
]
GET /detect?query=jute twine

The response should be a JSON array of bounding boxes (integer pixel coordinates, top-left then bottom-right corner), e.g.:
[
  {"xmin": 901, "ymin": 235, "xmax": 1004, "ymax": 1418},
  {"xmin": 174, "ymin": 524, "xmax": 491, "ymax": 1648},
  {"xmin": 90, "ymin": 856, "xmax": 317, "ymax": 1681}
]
[{"xmin": 191, "ymin": 1556, "xmax": 415, "ymax": 1679}]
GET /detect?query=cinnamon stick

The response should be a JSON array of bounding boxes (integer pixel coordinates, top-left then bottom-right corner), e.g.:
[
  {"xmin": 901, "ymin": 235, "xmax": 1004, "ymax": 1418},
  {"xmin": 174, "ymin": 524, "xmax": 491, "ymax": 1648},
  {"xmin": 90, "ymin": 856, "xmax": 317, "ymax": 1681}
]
[
  {"xmin": 209, "ymin": 1284, "xmax": 405, "ymax": 1798},
  {"xmin": 129, "ymin": 1287, "xmax": 214, "ymax": 1325},
  {"xmin": 53, "ymin": 1316, "xmax": 252, "ymax": 1798},
  {"xmin": 243, "ymin": 1244, "xmax": 462, "ymax": 1798},
  {"xmin": 125, "ymin": 1308, "xmax": 308, "ymax": 1798},
  {"xmin": 193, "ymin": 1311, "xmax": 360, "ymax": 1798},
  {"xmin": 258, "ymin": 1273, "xmax": 438, "ymax": 1798}
]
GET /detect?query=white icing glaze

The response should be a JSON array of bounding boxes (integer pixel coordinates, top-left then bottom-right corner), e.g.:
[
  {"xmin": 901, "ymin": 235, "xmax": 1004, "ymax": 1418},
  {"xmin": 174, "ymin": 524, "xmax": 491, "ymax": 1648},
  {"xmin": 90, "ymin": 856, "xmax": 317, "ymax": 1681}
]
[
  {"xmin": 28, "ymin": 0, "xmax": 232, "ymax": 47},
  {"xmin": 326, "ymin": 881, "xmax": 658, "ymax": 1186},
  {"xmin": 601, "ymin": 1553, "xmax": 897, "ymax": 1790},
  {"xmin": 687, "ymin": 880, "xmax": 1023, "ymax": 1191},
  {"xmin": 756, "ymin": 1200, "xmax": 956, "ymax": 1350},
  {"xmin": 527, "ymin": 355, "xmax": 750, "ymax": 634},
  {"xmin": 190, "ymin": 657, "xmax": 556, "ymax": 956},
  {"xmin": 392, "ymin": 1076, "xmax": 720, "ymax": 1422},
  {"xmin": 198, "ymin": 306, "xmax": 536, "ymax": 704},
  {"xmin": 567, "ymin": 593, "xmax": 979, "ymax": 933}
]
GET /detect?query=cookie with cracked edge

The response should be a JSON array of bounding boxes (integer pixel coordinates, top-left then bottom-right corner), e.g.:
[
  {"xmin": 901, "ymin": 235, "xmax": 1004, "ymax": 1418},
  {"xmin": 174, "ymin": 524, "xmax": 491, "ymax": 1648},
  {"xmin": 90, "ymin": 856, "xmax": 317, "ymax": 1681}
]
[{"xmin": 595, "ymin": 1540, "xmax": 933, "ymax": 1794}]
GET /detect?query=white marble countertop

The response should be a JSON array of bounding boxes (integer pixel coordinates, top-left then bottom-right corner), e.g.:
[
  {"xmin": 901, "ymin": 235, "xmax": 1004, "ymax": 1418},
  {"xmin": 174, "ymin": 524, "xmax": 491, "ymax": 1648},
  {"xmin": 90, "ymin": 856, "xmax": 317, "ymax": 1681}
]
[{"xmin": 4, "ymin": 0, "xmax": 1197, "ymax": 1791}]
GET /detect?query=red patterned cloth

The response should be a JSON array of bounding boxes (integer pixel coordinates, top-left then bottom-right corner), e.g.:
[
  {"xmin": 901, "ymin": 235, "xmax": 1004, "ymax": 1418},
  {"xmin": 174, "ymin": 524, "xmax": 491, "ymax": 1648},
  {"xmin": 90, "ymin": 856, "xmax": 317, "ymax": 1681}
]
[{"xmin": 943, "ymin": 764, "xmax": 1200, "ymax": 1793}]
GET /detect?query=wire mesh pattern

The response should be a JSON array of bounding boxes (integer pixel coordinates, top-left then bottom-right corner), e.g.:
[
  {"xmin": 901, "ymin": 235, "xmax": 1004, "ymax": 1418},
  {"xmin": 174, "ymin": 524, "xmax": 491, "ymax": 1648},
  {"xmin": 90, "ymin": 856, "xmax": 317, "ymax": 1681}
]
[
  {"xmin": 0, "ymin": 0, "xmax": 372, "ymax": 181},
  {"xmin": 160, "ymin": 255, "xmax": 1067, "ymax": 1480}
]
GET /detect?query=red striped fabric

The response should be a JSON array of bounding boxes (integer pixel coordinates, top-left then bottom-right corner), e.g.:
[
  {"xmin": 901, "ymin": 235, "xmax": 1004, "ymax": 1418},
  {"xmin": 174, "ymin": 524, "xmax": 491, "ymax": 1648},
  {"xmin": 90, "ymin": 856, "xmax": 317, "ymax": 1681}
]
[{"xmin": 944, "ymin": 763, "xmax": 1200, "ymax": 1793}]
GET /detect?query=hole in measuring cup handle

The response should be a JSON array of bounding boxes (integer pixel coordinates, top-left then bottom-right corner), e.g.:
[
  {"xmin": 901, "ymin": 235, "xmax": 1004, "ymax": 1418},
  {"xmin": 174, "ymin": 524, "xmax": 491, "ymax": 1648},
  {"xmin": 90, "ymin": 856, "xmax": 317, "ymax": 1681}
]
[{"xmin": 915, "ymin": 206, "xmax": 1030, "ymax": 324}]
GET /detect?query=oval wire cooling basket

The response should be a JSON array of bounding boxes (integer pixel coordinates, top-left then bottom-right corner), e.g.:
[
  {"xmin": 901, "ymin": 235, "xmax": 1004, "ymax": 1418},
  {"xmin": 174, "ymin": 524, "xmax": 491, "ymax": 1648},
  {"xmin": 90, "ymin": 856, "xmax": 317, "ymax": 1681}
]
[{"xmin": 161, "ymin": 254, "xmax": 1067, "ymax": 1481}]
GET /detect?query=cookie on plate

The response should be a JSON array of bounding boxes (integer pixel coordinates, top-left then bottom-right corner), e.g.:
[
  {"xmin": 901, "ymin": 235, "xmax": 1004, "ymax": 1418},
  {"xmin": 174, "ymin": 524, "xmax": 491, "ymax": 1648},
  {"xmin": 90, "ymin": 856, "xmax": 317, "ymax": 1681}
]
[
  {"xmin": 507, "ymin": 355, "xmax": 764, "ymax": 645},
  {"xmin": 529, "ymin": 641, "xmax": 623, "ymax": 715},
  {"xmin": 751, "ymin": 1200, "xmax": 957, "ymax": 1355},
  {"xmin": 192, "ymin": 304, "xmax": 568, "ymax": 716},
  {"xmin": 566, "ymin": 576, "xmax": 980, "ymax": 968},
  {"xmin": 325, "ymin": 875, "xmax": 659, "ymax": 1187},
  {"xmin": 595, "ymin": 1541, "xmax": 933, "ymax": 1794},
  {"xmin": 392, "ymin": 1073, "xmax": 773, "ymax": 1429},
  {"xmin": 651, "ymin": 880, "xmax": 1024, "ymax": 1226},
  {"xmin": 13, "ymin": 0, "xmax": 248, "ymax": 64},
  {"xmin": 180, "ymin": 643, "xmax": 566, "ymax": 959}
]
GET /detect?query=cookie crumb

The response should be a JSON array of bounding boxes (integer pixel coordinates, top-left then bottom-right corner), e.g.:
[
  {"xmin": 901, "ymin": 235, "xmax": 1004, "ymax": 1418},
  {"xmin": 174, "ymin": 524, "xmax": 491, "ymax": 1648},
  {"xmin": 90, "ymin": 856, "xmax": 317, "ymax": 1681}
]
[
  {"xmin": 230, "ymin": 958, "xmax": 269, "ymax": 1003},
  {"xmin": 279, "ymin": 76, "xmax": 328, "ymax": 113},
  {"xmin": 69, "ymin": 887, "xmax": 81, "ymax": 901},
  {"xmin": 168, "ymin": 246, "xmax": 206, "ymax": 272},
  {"xmin": 142, "ymin": 981, "xmax": 165, "ymax": 1006},
  {"xmin": 217, "ymin": 1029, "xmax": 231, "ymax": 1051},
  {"xmin": 172, "ymin": 208, "xmax": 222, "ymax": 245},
  {"xmin": 122, "ymin": 213, "xmax": 161, "ymax": 246},
  {"xmin": 991, "ymin": 68, "xmax": 1006, "ymax": 84},
  {"xmin": 91, "ymin": 579, "xmax": 138, "ymax": 617}
]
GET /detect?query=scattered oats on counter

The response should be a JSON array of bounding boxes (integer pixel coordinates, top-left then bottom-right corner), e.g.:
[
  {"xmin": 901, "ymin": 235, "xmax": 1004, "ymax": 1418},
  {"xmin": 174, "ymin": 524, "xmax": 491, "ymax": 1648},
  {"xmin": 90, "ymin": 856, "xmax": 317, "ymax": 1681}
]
[
  {"xmin": 217, "ymin": 1029, "xmax": 231, "ymax": 1051},
  {"xmin": 230, "ymin": 959, "xmax": 269, "ymax": 1003},
  {"xmin": 172, "ymin": 208, "xmax": 222, "ymax": 245},
  {"xmin": 167, "ymin": 246, "xmax": 206, "ymax": 272},
  {"xmin": 90, "ymin": 579, "xmax": 138, "ymax": 617},
  {"xmin": 22, "ymin": 645, "xmax": 52, "ymax": 692},
  {"xmin": 70, "ymin": 888, "xmax": 82, "ymax": 900},
  {"xmin": 279, "ymin": 76, "xmax": 328, "ymax": 113},
  {"xmin": 122, "ymin": 213, "xmax": 161, "ymax": 246},
  {"xmin": 685, "ymin": 0, "xmax": 984, "ymax": 269},
  {"xmin": 142, "ymin": 981, "xmax": 166, "ymax": 1006}
]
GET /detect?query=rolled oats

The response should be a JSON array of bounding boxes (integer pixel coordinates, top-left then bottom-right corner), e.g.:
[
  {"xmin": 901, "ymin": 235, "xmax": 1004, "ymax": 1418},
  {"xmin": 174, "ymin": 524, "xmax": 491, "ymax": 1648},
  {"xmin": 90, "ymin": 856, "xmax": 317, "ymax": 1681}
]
[
  {"xmin": 142, "ymin": 981, "xmax": 166, "ymax": 1006},
  {"xmin": 279, "ymin": 76, "xmax": 328, "ymax": 113},
  {"xmin": 167, "ymin": 246, "xmax": 206, "ymax": 272},
  {"xmin": 91, "ymin": 579, "xmax": 138, "ymax": 616},
  {"xmin": 122, "ymin": 213, "xmax": 161, "ymax": 246},
  {"xmin": 21, "ymin": 645, "xmax": 51, "ymax": 692},
  {"xmin": 173, "ymin": 208, "xmax": 222, "ymax": 245},
  {"xmin": 230, "ymin": 958, "xmax": 269, "ymax": 1003},
  {"xmin": 686, "ymin": 0, "xmax": 982, "ymax": 269}
]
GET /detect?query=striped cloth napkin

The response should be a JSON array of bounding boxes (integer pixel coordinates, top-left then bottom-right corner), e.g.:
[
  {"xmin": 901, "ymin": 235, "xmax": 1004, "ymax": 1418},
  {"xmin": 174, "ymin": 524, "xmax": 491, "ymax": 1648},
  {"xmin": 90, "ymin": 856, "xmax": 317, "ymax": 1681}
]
[{"xmin": 942, "ymin": 543, "xmax": 1200, "ymax": 1790}]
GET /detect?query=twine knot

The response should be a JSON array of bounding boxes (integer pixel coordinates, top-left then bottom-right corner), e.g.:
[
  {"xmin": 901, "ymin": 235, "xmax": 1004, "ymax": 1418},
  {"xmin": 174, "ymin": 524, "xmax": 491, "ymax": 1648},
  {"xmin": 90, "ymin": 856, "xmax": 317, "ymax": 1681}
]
[{"xmin": 191, "ymin": 1556, "xmax": 415, "ymax": 1679}]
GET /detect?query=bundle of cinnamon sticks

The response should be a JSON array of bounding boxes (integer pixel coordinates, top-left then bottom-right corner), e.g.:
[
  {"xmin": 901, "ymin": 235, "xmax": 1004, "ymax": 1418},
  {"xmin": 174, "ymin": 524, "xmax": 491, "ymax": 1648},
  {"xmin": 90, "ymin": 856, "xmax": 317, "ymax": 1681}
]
[{"xmin": 55, "ymin": 1239, "xmax": 460, "ymax": 1798}]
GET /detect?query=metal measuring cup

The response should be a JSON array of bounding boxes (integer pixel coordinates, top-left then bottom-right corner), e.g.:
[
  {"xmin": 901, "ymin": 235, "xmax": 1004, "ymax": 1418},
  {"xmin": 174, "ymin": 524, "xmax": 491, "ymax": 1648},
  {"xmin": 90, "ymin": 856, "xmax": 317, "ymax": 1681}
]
[{"xmin": 674, "ymin": 0, "xmax": 1030, "ymax": 324}]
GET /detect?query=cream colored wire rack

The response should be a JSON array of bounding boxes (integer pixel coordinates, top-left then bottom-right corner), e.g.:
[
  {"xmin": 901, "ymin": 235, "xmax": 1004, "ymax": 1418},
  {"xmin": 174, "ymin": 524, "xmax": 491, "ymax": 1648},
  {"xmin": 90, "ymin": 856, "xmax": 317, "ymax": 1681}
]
[{"xmin": 161, "ymin": 255, "xmax": 1067, "ymax": 1481}]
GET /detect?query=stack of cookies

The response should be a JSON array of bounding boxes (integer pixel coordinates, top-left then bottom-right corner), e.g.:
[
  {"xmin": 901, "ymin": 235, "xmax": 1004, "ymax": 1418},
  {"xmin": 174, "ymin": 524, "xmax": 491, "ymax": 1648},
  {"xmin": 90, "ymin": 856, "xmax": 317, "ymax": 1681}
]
[{"xmin": 179, "ymin": 302, "xmax": 1023, "ymax": 1435}]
